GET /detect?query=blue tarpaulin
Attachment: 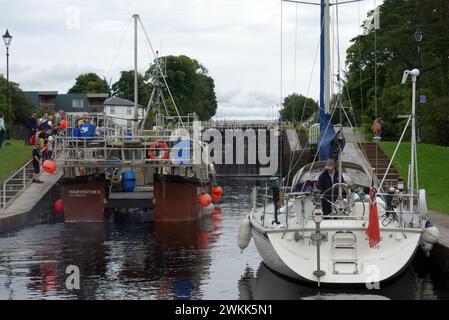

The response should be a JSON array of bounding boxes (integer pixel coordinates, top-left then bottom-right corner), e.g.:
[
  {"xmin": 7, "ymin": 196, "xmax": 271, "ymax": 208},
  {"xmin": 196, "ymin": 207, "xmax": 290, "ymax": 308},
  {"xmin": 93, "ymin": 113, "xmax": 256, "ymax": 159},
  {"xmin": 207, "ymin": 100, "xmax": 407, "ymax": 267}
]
[
  {"xmin": 318, "ymin": 113, "xmax": 336, "ymax": 161},
  {"xmin": 79, "ymin": 123, "xmax": 96, "ymax": 138}
]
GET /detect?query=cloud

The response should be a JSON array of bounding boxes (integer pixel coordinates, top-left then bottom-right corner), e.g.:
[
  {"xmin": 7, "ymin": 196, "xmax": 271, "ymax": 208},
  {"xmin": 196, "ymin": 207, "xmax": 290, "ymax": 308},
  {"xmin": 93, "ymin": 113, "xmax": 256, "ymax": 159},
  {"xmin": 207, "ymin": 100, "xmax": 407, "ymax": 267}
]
[
  {"xmin": 13, "ymin": 63, "xmax": 105, "ymax": 91},
  {"xmin": 2, "ymin": 0, "xmax": 382, "ymax": 119},
  {"xmin": 215, "ymin": 88, "xmax": 279, "ymax": 120}
]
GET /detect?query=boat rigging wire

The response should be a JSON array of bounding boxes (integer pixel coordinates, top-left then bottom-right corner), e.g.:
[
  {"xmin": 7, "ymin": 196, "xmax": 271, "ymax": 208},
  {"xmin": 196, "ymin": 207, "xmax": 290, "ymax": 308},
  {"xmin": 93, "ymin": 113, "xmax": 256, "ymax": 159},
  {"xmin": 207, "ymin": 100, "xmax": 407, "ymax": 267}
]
[
  {"xmin": 373, "ymin": 0, "xmax": 378, "ymax": 120},
  {"xmin": 373, "ymin": 0, "xmax": 379, "ymax": 175},
  {"xmin": 281, "ymin": 0, "xmax": 284, "ymax": 114},
  {"xmin": 329, "ymin": 14, "xmax": 359, "ymax": 129},
  {"xmin": 137, "ymin": 16, "xmax": 185, "ymax": 127},
  {"xmin": 358, "ymin": 0, "xmax": 364, "ymax": 129},
  {"xmin": 292, "ymin": 3, "xmax": 299, "ymax": 122},
  {"xmin": 299, "ymin": 35, "xmax": 321, "ymax": 125},
  {"xmin": 104, "ymin": 17, "xmax": 132, "ymax": 89},
  {"xmin": 280, "ymin": 2, "xmax": 323, "ymax": 187}
]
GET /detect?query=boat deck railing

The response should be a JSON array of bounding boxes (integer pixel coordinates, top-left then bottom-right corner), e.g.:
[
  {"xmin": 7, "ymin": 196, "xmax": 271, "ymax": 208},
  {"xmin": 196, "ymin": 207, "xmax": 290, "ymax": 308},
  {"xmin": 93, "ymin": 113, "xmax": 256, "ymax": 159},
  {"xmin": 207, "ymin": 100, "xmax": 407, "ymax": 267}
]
[
  {"xmin": 250, "ymin": 186, "xmax": 423, "ymax": 229},
  {"xmin": 53, "ymin": 134, "xmax": 202, "ymax": 167}
]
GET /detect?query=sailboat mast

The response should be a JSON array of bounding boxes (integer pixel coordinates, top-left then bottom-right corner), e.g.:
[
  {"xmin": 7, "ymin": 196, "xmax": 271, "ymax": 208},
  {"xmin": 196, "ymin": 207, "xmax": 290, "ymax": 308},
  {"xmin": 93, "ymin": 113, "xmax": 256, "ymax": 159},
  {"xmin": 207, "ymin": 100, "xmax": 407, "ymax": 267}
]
[
  {"xmin": 133, "ymin": 14, "xmax": 139, "ymax": 133},
  {"xmin": 324, "ymin": 0, "xmax": 331, "ymax": 115},
  {"xmin": 319, "ymin": 0, "xmax": 331, "ymax": 123}
]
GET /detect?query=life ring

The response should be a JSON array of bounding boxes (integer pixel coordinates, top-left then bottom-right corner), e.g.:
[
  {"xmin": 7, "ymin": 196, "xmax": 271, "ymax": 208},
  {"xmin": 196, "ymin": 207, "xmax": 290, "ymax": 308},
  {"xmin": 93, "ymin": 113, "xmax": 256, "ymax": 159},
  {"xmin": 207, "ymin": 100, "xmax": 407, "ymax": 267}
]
[{"xmin": 148, "ymin": 141, "xmax": 169, "ymax": 160}]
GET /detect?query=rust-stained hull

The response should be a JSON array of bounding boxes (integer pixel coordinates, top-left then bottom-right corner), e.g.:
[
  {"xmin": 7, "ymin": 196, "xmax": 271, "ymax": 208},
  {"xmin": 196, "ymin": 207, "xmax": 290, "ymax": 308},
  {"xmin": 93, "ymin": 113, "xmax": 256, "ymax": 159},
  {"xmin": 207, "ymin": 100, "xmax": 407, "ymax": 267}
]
[
  {"xmin": 61, "ymin": 176, "xmax": 106, "ymax": 222},
  {"xmin": 154, "ymin": 174, "xmax": 211, "ymax": 222}
]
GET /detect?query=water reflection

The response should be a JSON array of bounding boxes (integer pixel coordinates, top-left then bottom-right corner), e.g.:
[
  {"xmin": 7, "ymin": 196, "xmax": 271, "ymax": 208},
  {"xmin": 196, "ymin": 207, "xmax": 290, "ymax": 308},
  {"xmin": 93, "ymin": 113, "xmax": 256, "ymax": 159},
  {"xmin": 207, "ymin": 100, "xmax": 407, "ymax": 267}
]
[
  {"xmin": 0, "ymin": 178, "xmax": 448, "ymax": 299},
  {"xmin": 0, "ymin": 216, "xmax": 222, "ymax": 300},
  {"xmin": 238, "ymin": 260, "xmax": 447, "ymax": 300}
]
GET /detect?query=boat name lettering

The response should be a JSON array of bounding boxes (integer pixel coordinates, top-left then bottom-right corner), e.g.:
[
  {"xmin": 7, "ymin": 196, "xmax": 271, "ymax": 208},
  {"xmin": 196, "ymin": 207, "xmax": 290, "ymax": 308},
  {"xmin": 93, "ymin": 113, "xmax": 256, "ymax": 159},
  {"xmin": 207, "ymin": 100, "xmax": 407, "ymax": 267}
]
[{"xmin": 68, "ymin": 189, "xmax": 101, "ymax": 197}]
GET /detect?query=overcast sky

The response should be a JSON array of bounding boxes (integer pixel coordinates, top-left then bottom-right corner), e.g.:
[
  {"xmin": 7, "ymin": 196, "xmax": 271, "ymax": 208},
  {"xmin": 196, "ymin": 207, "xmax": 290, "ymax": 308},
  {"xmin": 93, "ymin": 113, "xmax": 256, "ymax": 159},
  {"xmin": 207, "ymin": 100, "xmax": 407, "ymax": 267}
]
[{"xmin": 1, "ymin": 0, "xmax": 382, "ymax": 120}]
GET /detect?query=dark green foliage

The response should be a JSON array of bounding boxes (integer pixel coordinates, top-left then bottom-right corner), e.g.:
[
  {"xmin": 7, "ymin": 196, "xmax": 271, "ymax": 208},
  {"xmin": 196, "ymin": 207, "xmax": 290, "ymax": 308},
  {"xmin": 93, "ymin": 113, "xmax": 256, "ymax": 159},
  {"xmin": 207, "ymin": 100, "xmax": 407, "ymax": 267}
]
[
  {"xmin": 111, "ymin": 70, "xmax": 151, "ymax": 107},
  {"xmin": 68, "ymin": 72, "xmax": 109, "ymax": 94},
  {"xmin": 342, "ymin": 0, "xmax": 449, "ymax": 145},
  {"xmin": 0, "ymin": 74, "xmax": 36, "ymax": 125},
  {"xmin": 280, "ymin": 93, "xmax": 318, "ymax": 123},
  {"xmin": 145, "ymin": 55, "xmax": 217, "ymax": 121}
]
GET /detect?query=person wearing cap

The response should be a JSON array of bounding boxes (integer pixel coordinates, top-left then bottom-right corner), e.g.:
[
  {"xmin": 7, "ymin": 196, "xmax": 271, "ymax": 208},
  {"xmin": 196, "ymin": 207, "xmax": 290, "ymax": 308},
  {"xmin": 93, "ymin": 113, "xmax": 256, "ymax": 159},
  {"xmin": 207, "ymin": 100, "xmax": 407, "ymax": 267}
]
[{"xmin": 317, "ymin": 159, "xmax": 344, "ymax": 216}]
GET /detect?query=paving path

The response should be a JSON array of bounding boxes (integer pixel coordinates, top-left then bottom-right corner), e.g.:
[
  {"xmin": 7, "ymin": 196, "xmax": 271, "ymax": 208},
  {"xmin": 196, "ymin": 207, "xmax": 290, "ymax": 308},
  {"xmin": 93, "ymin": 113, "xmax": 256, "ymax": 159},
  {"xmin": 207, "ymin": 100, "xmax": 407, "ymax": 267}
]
[{"xmin": 428, "ymin": 210, "xmax": 449, "ymax": 247}]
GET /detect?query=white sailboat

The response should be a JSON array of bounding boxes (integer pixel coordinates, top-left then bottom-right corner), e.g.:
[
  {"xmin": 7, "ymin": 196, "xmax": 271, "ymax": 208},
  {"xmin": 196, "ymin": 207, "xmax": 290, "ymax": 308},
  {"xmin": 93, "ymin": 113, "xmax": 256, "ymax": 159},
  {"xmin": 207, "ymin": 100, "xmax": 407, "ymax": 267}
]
[{"xmin": 238, "ymin": 0, "xmax": 439, "ymax": 286}]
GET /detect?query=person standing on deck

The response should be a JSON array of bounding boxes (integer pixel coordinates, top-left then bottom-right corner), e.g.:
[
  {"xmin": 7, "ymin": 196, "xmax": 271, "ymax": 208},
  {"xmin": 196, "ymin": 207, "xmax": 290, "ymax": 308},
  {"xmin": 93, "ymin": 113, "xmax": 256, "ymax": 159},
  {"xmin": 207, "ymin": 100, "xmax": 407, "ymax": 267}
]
[{"xmin": 317, "ymin": 159, "xmax": 344, "ymax": 216}]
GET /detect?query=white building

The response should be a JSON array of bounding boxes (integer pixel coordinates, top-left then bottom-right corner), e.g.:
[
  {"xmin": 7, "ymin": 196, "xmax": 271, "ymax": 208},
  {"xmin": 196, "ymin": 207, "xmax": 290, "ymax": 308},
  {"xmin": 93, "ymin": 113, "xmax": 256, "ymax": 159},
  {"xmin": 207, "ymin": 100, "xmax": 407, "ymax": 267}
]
[{"xmin": 103, "ymin": 97, "xmax": 146, "ymax": 127}]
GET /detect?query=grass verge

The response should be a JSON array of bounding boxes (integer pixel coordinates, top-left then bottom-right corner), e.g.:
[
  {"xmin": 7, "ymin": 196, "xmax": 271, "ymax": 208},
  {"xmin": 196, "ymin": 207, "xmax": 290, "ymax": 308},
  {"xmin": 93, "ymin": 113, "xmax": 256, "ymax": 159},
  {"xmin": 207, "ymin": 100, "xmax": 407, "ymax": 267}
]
[{"xmin": 380, "ymin": 141, "xmax": 449, "ymax": 214}]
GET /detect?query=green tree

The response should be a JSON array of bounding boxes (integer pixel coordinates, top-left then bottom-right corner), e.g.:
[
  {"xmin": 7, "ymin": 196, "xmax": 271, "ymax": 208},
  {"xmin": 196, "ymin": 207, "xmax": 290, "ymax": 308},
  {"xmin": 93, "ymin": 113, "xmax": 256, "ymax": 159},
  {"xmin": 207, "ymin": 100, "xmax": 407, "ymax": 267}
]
[
  {"xmin": 0, "ymin": 74, "xmax": 36, "ymax": 125},
  {"xmin": 342, "ymin": 0, "xmax": 449, "ymax": 145},
  {"xmin": 280, "ymin": 93, "xmax": 318, "ymax": 123},
  {"xmin": 68, "ymin": 73, "xmax": 109, "ymax": 94},
  {"xmin": 145, "ymin": 55, "xmax": 217, "ymax": 121},
  {"xmin": 111, "ymin": 70, "xmax": 151, "ymax": 107}
]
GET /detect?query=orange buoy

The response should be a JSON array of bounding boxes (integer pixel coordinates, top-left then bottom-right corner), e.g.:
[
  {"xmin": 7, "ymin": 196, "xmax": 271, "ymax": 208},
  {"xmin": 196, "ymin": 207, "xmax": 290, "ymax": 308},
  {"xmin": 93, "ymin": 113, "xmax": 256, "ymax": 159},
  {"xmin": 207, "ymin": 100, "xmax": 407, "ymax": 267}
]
[
  {"xmin": 198, "ymin": 193, "xmax": 212, "ymax": 207},
  {"xmin": 60, "ymin": 119, "xmax": 68, "ymax": 129},
  {"xmin": 213, "ymin": 207, "xmax": 222, "ymax": 215},
  {"xmin": 212, "ymin": 186, "xmax": 223, "ymax": 196},
  {"xmin": 54, "ymin": 199, "xmax": 64, "ymax": 215},
  {"xmin": 211, "ymin": 193, "xmax": 221, "ymax": 202},
  {"xmin": 43, "ymin": 160, "xmax": 57, "ymax": 174}
]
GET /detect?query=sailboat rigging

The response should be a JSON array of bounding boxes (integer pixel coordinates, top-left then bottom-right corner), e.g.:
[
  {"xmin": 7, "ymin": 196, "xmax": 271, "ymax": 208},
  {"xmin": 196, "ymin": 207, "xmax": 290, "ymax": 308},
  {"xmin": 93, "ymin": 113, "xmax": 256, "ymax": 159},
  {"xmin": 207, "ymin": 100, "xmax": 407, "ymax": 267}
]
[{"xmin": 238, "ymin": 0, "xmax": 439, "ymax": 286}]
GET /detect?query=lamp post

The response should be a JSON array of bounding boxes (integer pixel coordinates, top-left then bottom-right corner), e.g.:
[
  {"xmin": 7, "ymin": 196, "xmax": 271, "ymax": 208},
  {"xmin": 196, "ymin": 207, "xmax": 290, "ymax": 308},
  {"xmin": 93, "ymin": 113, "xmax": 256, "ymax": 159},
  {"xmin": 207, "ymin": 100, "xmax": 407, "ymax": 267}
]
[
  {"xmin": 2, "ymin": 29, "xmax": 12, "ymax": 144},
  {"xmin": 415, "ymin": 27, "xmax": 423, "ymax": 142}
]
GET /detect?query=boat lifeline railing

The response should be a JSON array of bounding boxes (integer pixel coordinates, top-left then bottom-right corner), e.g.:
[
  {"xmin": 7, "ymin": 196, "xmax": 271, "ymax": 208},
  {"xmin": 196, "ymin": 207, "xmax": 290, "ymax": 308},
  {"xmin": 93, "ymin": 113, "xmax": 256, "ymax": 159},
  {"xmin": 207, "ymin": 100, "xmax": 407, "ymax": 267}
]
[
  {"xmin": 1, "ymin": 158, "xmax": 33, "ymax": 212},
  {"xmin": 251, "ymin": 186, "xmax": 422, "ymax": 228},
  {"xmin": 155, "ymin": 113, "xmax": 198, "ymax": 128},
  {"xmin": 203, "ymin": 120, "xmax": 279, "ymax": 130},
  {"xmin": 52, "ymin": 133, "xmax": 206, "ymax": 171}
]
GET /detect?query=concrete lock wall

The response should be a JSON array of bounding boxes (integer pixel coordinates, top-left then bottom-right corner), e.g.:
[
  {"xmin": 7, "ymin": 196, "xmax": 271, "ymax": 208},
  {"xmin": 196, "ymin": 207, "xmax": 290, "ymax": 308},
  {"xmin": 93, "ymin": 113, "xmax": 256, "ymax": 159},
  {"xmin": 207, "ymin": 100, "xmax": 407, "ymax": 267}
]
[
  {"xmin": 212, "ymin": 128, "xmax": 310, "ymax": 177},
  {"xmin": 0, "ymin": 183, "xmax": 60, "ymax": 234}
]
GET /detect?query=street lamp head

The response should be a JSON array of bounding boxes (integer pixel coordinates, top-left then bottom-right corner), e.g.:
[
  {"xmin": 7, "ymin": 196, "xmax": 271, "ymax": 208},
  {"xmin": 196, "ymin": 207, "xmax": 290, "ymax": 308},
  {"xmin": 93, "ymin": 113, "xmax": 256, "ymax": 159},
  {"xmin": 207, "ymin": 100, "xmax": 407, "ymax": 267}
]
[
  {"xmin": 2, "ymin": 29, "xmax": 12, "ymax": 47},
  {"xmin": 415, "ymin": 27, "xmax": 423, "ymax": 43}
]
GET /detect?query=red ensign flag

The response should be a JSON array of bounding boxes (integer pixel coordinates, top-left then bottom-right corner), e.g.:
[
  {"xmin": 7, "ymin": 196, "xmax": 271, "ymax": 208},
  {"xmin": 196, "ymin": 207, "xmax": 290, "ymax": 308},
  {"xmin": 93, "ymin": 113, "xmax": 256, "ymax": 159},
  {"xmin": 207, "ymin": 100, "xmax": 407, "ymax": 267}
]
[{"xmin": 366, "ymin": 186, "xmax": 381, "ymax": 248}]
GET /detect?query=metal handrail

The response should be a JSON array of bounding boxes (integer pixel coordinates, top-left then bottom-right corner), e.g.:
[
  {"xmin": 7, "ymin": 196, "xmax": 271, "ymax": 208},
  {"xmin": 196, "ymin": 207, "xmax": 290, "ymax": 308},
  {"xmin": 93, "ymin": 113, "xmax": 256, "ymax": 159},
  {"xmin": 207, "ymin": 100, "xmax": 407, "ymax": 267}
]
[{"xmin": 1, "ymin": 158, "xmax": 33, "ymax": 212}]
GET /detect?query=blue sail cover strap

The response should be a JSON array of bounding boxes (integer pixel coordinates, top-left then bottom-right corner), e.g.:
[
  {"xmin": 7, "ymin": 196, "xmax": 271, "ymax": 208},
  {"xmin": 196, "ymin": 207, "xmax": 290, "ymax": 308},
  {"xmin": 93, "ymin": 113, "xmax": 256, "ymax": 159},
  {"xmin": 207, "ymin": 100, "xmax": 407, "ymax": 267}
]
[{"xmin": 318, "ymin": 0, "xmax": 335, "ymax": 161}]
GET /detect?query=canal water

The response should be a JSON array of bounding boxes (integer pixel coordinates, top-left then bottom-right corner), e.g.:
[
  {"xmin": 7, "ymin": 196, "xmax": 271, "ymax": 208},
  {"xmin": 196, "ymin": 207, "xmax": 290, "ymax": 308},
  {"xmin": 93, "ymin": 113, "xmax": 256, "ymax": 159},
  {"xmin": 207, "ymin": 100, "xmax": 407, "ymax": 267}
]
[{"xmin": 0, "ymin": 178, "xmax": 448, "ymax": 300}]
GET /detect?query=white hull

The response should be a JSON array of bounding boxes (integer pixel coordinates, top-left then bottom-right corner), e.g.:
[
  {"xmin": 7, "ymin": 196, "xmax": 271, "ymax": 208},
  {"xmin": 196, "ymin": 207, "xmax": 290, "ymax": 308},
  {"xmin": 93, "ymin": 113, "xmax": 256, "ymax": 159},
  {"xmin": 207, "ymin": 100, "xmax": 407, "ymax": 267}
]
[{"xmin": 250, "ymin": 211, "xmax": 421, "ymax": 285}]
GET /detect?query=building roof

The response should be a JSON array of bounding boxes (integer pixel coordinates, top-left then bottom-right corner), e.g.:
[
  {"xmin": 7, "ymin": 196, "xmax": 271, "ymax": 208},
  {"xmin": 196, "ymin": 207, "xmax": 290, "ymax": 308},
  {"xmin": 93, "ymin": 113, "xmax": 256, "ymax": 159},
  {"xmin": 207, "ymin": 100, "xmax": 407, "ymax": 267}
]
[
  {"xmin": 86, "ymin": 93, "xmax": 109, "ymax": 98},
  {"xmin": 24, "ymin": 91, "xmax": 58, "ymax": 96},
  {"xmin": 104, "ymin": 96, "xmax": 144, "ymax": 108}
]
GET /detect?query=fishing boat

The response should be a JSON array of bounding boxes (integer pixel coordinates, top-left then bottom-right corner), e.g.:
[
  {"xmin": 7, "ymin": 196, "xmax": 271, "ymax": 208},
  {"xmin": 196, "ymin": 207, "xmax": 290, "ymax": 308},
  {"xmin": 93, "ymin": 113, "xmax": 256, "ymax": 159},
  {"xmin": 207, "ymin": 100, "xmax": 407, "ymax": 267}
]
[
  {"xmin": 55, "ymin": 14, "xmax": 218, "ymax": 223},
  {"xmin": 238, "ymin": 0, "xmax": 439, "ymax": 286}
]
